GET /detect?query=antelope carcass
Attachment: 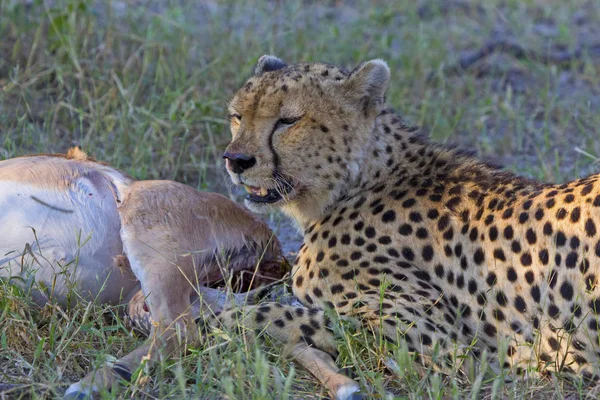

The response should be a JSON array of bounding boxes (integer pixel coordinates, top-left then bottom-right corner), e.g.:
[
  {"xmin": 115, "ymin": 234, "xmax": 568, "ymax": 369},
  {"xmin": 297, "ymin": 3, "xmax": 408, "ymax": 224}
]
[{"xmin": 0, "ymin": 148, "xmax": 285, "ymax": 398}]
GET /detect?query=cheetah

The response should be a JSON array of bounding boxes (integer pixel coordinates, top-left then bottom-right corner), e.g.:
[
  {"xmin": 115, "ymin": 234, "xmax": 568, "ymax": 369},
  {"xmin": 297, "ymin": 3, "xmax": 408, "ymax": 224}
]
[{"xmin": 216, "ymin": 55, "xmax": 600, "ymax": 399}]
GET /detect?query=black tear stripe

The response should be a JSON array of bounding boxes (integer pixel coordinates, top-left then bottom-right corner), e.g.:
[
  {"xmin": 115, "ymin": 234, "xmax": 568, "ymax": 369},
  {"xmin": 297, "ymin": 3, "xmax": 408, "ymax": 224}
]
[
  {"xmin": 112, "ymin": 362, "xmax": 132, "ymax": 382},
  {"xmin": 251, "ymin": 84, "xmax": 283, "ymax": 180},
  {"xmin": 268, "ymin": 122, "xmax": 281, "ymax": 169},
  {"xmin": 267, "ymin": 123, "xmax": 295, "ymax": 194}
]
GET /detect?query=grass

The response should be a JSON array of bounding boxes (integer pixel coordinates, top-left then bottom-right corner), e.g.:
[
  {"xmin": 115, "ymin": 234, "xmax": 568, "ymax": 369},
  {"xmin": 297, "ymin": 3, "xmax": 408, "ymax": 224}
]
[{"xmin": 0, "ymin": 0, "xmax": 599, "ymax": 398}]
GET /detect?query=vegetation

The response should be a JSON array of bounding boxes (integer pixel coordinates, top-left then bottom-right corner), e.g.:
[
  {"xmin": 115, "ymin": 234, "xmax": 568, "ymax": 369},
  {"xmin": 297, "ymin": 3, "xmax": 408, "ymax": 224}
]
[{"xmin": 0, "ymin": 0, "xmax": 598, "ymax": 398}]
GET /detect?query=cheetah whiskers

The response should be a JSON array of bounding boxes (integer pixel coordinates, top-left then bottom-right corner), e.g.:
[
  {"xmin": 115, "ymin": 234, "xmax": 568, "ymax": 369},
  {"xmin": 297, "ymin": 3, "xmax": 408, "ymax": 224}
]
[{"xmin": 272, "ymin": 170, "xmax": 302, "ymax": 202}]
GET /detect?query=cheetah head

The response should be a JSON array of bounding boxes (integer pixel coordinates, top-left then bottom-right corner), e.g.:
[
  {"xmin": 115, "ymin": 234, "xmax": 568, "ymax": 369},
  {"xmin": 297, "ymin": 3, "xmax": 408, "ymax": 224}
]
[{"xmin": 224, "ymin": 55, "xmax": 390, "ymax": 225}]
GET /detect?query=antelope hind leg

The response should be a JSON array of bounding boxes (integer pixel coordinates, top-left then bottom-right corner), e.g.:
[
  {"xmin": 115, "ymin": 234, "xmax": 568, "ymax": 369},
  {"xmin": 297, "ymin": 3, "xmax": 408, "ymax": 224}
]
[
  {"xmin": 64, "ymin": 271, "xmax": 197, "ymax": 399},
  {"xmin": 65, "ymin": 283, "xmax": 283, "ymax": 397}
]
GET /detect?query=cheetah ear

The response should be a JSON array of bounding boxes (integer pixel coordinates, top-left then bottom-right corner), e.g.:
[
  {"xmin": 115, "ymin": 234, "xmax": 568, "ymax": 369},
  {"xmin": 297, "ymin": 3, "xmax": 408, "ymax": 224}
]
[
  {"xmin": 344, "ymin": 59, "xmax": 390, "ymax": 113},
  {"xmin": 254, "ymin": 55, "xmax": 287, "ymax": 76}
]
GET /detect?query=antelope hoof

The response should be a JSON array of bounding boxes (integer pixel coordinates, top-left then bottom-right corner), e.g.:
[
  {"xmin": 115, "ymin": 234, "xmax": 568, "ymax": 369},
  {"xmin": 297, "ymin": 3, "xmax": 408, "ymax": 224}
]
[
  {"xmin": 348, "ymin": 393, "xmax": 367, "ymax": 400},
  {"xmin": 336, "ymin": 383, "xmax": 365, "ymax": 400},
  {"xmin": 63, "ymin": 383, "xmax": 96, "ymax": 400}
]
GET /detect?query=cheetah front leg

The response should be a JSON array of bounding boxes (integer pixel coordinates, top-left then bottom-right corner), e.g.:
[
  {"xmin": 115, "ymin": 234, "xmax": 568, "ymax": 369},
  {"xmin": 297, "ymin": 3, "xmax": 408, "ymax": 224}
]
[
  {"xmin": 207, "ymin": 303, "xmax": 365, "ymax": 400},
  {"xmin": 289, "ymin": 343, "xmax": 364, "ymax": 400}
]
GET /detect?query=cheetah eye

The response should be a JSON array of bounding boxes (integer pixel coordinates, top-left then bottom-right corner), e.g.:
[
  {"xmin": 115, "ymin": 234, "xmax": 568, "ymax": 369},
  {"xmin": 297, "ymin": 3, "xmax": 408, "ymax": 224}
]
[
  {"xmin": 229, "ymin": 114, "xmax": 242, "ymax": 122},
  {"xmin": 275, "ymin": 116, "xmax": 301, "ymax": 130}
]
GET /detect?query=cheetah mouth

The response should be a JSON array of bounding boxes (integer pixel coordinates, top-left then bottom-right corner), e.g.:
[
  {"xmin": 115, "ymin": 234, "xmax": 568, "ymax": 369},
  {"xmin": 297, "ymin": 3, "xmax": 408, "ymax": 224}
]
[
  {"xmin": 242, "ymin": 179, "xmax": 294, "ymax": 204},
  {"xmin": 243, "ymin": 184, "xmax": 282, "ymax": 203}
]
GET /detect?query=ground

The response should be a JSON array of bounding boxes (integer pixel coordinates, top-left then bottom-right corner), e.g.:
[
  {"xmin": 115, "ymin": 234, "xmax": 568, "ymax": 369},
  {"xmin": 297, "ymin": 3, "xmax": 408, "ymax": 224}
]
[{"xmin": 0, "ymin": 0, "xmax": 599, "ymax": 399}]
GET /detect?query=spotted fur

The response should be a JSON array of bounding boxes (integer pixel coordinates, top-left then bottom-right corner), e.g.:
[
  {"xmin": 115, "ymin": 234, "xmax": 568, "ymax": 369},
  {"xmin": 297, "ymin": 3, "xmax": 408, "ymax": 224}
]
[{"xmin": 218, "ymin": 55, "xmax": 600, "ymax": 391}]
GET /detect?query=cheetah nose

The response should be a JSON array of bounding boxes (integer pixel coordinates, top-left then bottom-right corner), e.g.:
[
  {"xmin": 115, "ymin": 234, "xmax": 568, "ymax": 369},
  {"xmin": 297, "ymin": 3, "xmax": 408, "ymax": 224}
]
[{"xmin": 223, "ymin": 152, "xmax": 257, "ymax": 174}]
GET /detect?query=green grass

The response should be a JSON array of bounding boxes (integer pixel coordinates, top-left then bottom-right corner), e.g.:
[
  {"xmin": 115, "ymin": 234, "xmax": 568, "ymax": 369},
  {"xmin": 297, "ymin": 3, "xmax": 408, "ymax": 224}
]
[{"xmin": 1, "ymin": 0, "xmax": 599, "ymax": 398}]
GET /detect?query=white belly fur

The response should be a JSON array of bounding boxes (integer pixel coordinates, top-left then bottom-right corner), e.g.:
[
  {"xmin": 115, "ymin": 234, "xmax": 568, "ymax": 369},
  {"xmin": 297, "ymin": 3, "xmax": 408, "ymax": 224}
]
[{"xmin": 0, "ymin": 158, "xmax": 137, "ymax": 306}]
